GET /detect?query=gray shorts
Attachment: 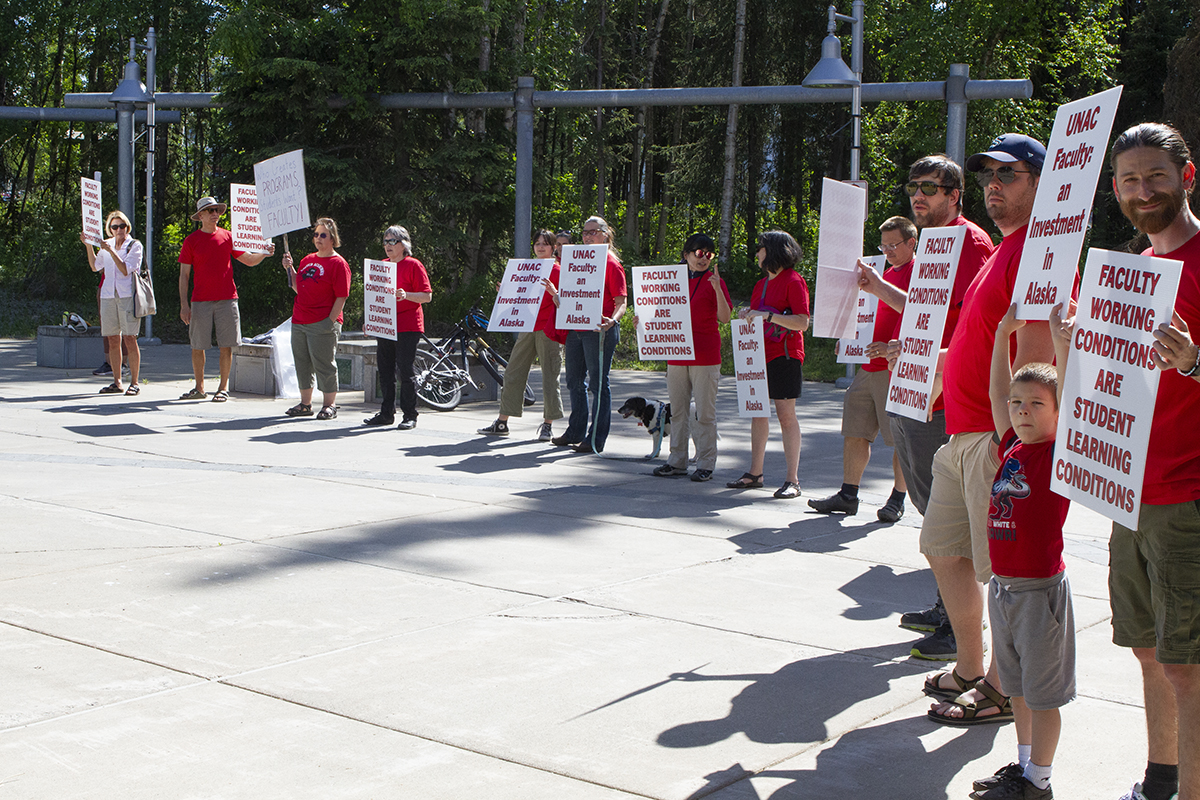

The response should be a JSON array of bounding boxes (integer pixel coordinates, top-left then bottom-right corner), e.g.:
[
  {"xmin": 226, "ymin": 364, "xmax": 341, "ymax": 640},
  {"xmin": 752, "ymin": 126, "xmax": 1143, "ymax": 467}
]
[
  {"xmin": 190, "ymin": 299, "xmax": 241, "ymax": 349},
  {"xmin": 100, "ymin": 295, "xmax": 140, "ymax": 337},
  {"xmin": 989, "ymin": 572, "xmax": 1076, "ymax": 709}
]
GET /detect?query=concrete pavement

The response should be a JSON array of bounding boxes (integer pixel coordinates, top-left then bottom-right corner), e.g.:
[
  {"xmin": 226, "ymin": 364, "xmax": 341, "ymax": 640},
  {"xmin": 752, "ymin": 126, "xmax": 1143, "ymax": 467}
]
[{"xmin": 0, "ymin": 338, "xmax": 1142, "ymax": 799}]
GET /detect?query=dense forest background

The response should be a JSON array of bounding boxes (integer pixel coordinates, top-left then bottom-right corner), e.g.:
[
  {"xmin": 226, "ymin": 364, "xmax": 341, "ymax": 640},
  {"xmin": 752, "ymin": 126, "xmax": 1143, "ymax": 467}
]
[{"xmin": 1, "ymin": 0, "xmax": 1196, "ymax": 361}]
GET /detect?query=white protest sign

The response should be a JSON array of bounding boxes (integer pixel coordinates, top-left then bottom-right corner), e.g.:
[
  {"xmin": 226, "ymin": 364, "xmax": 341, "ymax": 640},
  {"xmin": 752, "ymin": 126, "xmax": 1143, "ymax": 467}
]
[
  {"xmin": 1016, "ymin": 86, "xmax": 1123, "ymax": 320},
  {"xmin": 1051, "ymin": 248, "xmax": 1181, "ymax": 530},
  {"xmin": 886, "ymin": 226, "xmax": 965, "ymax": 421},
  {"xmin": 488, "ymin": 258, "xmax": 555, "ymax": 332},
  {"xmin": 362, "ymin": 259, "xmax": 398, "ymax": 340},
  {"xmin": 556, "ymin": 244, "xmax": 608, "ymax": 330},
  {"xmin": 633, "ymin": 264, "xmax": 694, "ymax": 360},
  {"xmin": 253, "ymin": 149, "xmax": 310, "ymax": 239},
  {"xmin": 814, "ymin": 177, "xmax": 868, "ymax": 339},
  {"xmin": 81, "ymin": 177, "xmax": 103, "ymax": 245},
  {"xmin": 229, "ymin": 183, "xmax": 270, "ymax": 254},
  {"xmin": 836, "ymin": 255, "xmax": 886, "ymax": 364},
  {"xmin": 733, "ymin": 317, "xmax": 770, "ymax": 417}
]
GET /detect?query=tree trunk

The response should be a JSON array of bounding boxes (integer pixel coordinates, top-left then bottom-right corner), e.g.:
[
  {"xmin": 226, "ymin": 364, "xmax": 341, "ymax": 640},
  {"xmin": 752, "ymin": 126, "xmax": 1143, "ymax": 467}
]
[
  {"xmin": 656, "ymin": 0, "xmax": 695, "ymax": 256},
  {"xmin": 595, "ymin": 0, "xmax": 606, "ymax": 216},
  {"xmin": 718, "ymin": 0, "xmax": 747, "ymax": 260},
  {"xmin": 624, "ymin": 0, "xmax": 670, "ymax": 251}
]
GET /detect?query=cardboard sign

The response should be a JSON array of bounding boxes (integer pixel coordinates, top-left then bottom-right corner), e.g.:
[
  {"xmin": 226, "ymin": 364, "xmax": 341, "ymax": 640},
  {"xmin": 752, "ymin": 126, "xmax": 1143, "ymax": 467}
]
[
  {"xmin": 253, "ymin": 149, "xmax": 310, "ymax": 239},
  {"xmin": 556, "ymin": 244, "xmax": 608, "ymax": 330},
  {"xmin": 632, "ymin": 264, "xmax": 694, "ymax": 360},
  {"xmin": 488, "ymin": 258, "xmax": 555, "ymax": 332},
  {"xmin": 837, "ymin": 255, "xmax": 886, "ymax": 364},
  {"xmin": 362, "ymin": 259, "xmax": 398, "ymax": 340},
  {"xmin": 886, "ymin": 226, "xmax": 966, "ymax": 421},
  {"xmin": 733, "ymin": 317, "xmax": 770, "ymax": 417},
  {"xmin": 1051, "ymin": 248, "xmax": 1181, "ymax": 529},
  {"xmin": 814, "ymin": 177, "xmax": 868, "ymax": 339},
  {"xmin": 81, "ymin": 177, "xmax": 103, "ymax": 245},
  {"xmin": 1015, "ymin": 86, "xmax": 1123, "ymax": 320},
  {"xmin": 229, "ymin": 183, "xmax": 270, "ymax": 254}
]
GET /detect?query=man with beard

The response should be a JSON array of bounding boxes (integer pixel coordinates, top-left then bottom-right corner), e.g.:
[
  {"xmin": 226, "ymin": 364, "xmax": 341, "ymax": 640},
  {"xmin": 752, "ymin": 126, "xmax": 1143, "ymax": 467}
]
[
  {"xmin": 1107, "ymin": 123, "xmax": 1200, "ymax": 800},
  {"xmin": 919, "ymin": 134, "xmax": 1059, "ymax": 725}
]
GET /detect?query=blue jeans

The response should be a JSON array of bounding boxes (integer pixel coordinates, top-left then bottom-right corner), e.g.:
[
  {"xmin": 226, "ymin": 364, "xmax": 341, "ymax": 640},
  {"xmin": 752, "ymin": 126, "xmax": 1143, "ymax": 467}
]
[{"xmin": 563, "ymin": 326, "xmax": 619, "ymax": 449}]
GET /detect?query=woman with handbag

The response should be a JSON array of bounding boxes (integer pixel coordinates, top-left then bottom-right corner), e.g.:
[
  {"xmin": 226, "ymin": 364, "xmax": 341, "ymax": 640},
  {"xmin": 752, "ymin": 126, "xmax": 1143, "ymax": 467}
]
[
  {"xmin": 726, "ymin": 230, "xmax": 810, "ymax": 498},
  {"xmin": 81, "ymin": 210, "xmax": 143, "ymax": 396}
]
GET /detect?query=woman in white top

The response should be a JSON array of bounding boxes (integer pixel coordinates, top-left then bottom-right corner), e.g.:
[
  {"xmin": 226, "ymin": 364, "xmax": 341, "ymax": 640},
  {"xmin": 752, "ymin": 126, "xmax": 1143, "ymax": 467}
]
[{"xmin": 81, "ymin": 211, "xmax": 144, "ymax": 395}]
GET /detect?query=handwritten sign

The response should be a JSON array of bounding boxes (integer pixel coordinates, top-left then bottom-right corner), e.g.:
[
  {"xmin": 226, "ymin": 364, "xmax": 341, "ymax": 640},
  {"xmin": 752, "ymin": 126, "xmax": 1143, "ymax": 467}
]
[
  {"xmin": 733, "ymin": 317, "xmax": 770, "ymax": 417},
  {"xmin": 886, "ymin": 226, "xmax": 966, "ymax": 421},
  {"xmin": 1051, "ymin": 248, "xmax": 1181, "ymax": 529},
  {"xmin": 362, "ymin": 259, "xmax": 398, "ymax": 340},
  {"xmin": 229, "ymin": 183, "xmax": 270, "ymax": 254},
  {"xmin": 489, "ymin": 258, "xmax": 555, "ymax": 332},
  {"xmin": 253, "ymin": 150, "xmax": 310, "ymax": 240},
  {"xmin": 1016, "ymin": 86, "xmax": 1123, "ymax": 320},
  {"xmin": 837, "ymin": 255, "xmax": 886, "ymax": 364},
  {"xmin": 556, "ymin": 244, "xmax": 608, "ymax": 330},
  {"xmin": 81, "ymin": 177, "xmax": 103, "ymax": 245},
  {"xmin": 633, "ymin": 264, "xmax": 694, "ymax": 360},
  {"xmin": 814, "ymin": 177, "xmax": 868, "ymax": 339}
]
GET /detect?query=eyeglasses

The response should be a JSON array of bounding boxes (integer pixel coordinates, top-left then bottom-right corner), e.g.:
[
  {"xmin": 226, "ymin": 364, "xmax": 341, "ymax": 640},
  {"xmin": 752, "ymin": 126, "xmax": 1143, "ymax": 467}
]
[
  {"xmin": 313, "ymin": 231, "xmax": 329, "ymax": 239},
  {"xmin": 581, "ymin": 228, "xmax": 603, "ymax": 236},
  {"xmin": 383, "ymin": 238, "xmax": 400, "ymax": 246},
  {"xmin": 692, "ymin": 249, "xmax": 715, "ymax": 259},
  {"xmin": 904, "ymin": 181, "xmax": 954, "ymax": 197},
  {"xmin": 974, "ymin": 166, "xmax": 1032, "ymax": 187},
  {"xmin": 878, "ymin": 241, "xmax": 912, "ymax": 253},
  {"xmin": 109, "ymin": 223, "xmax": 128, "ymax": 230}
]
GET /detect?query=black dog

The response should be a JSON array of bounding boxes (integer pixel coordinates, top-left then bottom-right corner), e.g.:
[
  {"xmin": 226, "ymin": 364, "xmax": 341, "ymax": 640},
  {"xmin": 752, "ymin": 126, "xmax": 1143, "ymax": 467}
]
[{"xmin": 618, "ymin": 396, "xmax": 699, "ymax": 459}]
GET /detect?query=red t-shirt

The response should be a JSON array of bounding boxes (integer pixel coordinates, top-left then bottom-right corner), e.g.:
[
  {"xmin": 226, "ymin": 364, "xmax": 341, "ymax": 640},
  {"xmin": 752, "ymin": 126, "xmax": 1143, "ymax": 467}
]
[
  {"xmin": 1142, "ymin": 232, "xmax": 1200, "ymax": 504},
  {"xmin": 988, "ymin": 429, "xmax": 1069, "ymax": 578},
  {"xmin": 751, "ymin": 269, "xmax": 810, "ymax": 363},
  {"xmin": 292, "ymin": 253, "xmax": 351, "ymax": 325},
  {"xmin": 395, "ymin": 256, "xmax": 432, "ymax": 333},
  {"xmin": 603, "ymin": 252, "xmax": 628, "ymax": 318},
  {"xmin": 178, "ymin": 227, "xmax": 245, "ymax": 302},
  {"xmin": 669, "ymin": 269, "xmax": 732, "ymax": 367},
  {"xmin": 864, "ymin": 259, "xmax": 912, "ymax": 373},
  {"xmin": 535, "ymin": 263, "xmax": 568, "ymax": 344}
]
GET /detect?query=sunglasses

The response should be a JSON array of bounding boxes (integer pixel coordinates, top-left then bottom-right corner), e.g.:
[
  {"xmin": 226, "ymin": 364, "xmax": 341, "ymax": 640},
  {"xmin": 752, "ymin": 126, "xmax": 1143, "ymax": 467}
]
[
  {"xmin": 974, "ymin": 166, "xmax": 1032, "ymax": 187},
  {"xmin": 581, "ymin": 228, "xmax": 603, "ymax": 236},
  {"xmin": 109, "ymin": 223, "xmax": 128, "ymax": 230},
  {"xmin": 904, "ymin": 181, "xmax": 954, "ymax": 197},
  {"xmin": 692, "ymin": 249, "xmax": 715, "ymax": 259},
  {"xmin": 313, "ymin": 231, "xmax": 329, "ymax": 239},
  {"xmin": 383, "ymin": 238, "xmax": 400, "ymax": 246}
]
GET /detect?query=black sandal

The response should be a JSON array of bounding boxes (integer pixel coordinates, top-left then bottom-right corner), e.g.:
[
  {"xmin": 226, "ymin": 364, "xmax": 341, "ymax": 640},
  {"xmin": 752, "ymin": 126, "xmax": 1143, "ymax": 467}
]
[
  {"xmin": 316, "ymin": 405, "xmax": 338, "ymax": 420},
  {"xmin": 726, "ymin": 472, "xmax": 764, "ymax": 489},
  {"xmin": 774, "ymin": 481, "xmax": 802, "ymax": 499},
  {"xmin": 285, "ymin": 403, "xmax": 313, "ymax": 417}
]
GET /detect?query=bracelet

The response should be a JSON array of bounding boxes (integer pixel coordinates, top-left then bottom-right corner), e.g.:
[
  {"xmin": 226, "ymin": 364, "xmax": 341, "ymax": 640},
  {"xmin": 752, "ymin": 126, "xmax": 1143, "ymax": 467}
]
[{"xmin": 1182, "ymin": 346, "xmax": 1200, "ymax": 377}]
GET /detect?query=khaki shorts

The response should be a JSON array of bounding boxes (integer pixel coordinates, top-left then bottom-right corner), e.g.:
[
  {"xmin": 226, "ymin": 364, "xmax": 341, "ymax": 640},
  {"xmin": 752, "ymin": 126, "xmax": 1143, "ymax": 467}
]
[
  {"xmin": 919, "ymin": 430, "xmax": 999, "ymax": 582},
  {"xmin": 841, "ymin": 368, "xmax": 893, "ymax": 446},
  {"xmin": 190, "ymin": 299, "xmax": 241, "ymax": 350},
  {"xmin": 1110, "ymin": 500, "xmax": 1200, "ymax": 664},
  {"xmin": 100, "ymin": 295, "xmax": 140, "ymax": 337}
]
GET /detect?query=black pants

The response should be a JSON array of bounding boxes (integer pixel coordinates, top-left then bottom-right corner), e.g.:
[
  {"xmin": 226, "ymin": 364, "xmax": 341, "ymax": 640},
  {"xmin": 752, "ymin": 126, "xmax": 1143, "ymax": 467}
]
[{"xmin": 377, "ymin": 332, "xmax": 420, "ymax": 420}]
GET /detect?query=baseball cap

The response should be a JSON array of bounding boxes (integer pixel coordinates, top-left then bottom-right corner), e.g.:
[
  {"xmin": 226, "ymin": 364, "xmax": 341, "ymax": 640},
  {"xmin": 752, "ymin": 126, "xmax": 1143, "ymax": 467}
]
[{"xmin": 965, "ymin": 133, "xmax": 1046, "ymax": 172}]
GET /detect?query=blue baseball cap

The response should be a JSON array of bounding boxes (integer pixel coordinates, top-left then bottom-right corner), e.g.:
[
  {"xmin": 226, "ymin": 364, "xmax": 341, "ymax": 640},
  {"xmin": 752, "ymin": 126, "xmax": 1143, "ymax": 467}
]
[{"xmin": 965, "ymin": 133, "xmax": 1046, "ymax": 172}]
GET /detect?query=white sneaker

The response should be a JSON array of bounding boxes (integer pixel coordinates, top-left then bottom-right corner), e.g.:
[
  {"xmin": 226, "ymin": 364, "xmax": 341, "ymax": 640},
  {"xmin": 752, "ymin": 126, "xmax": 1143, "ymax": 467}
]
[{"xmin": 1118, "ymin": 782, "xmax": 1179, "ymax": 800}]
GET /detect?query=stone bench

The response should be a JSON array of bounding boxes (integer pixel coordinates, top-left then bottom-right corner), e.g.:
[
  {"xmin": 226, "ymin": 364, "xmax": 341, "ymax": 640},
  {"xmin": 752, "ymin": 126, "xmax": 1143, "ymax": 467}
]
[
  {"xmin": 36, "ymin": 325, "xmax": 106, "ymax": 369},
  {"xmin": 230, "ymin": 334, "xmax": 375, "ymax": 396}
]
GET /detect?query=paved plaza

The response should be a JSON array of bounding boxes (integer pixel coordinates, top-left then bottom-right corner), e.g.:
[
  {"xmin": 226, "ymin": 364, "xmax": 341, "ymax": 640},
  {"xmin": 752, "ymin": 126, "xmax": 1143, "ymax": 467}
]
[{"xmin": 1, "ymin": 337, "xmax": 1143, "ymax": 799}]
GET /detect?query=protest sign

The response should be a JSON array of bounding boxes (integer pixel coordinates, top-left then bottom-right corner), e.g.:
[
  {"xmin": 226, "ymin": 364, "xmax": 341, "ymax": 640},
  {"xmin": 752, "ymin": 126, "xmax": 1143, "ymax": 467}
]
[
  {"xmin": 488, "ymin": 258, "xmax": 555, "ymax": 332},
  {"xmin": 1051, "ymin": 247, "xmax": 1181, "ymax": 529},
  {"xmin": 836, "ymin": 255, "xmax": 886, "ymax": 364},
  {"xmin": 81, "ymin": 177, "xmax": 103, "ymax": 245},
  {"xmin": 253, "ymin": 150, "xmax": 310, "ymax": 240},
  {"xmin": 229, "ymin": 183, "xmax": 270, "ymax": 254},
  {"xmin": 814, "ymin": 177, "xmax": 868, "ymax": 339},
  {"xmin": 362, "ymin": 259, "xmax": 398, "ymax": 340},
  {"xmin": 732, "ymin": 317, "xmax": 770, "ymax": 417},
  {"xmin": 885, "ymin": 226, "xmax": 966, "ymax": 421},
  {"xmin": 556, "ymin": 244, "xmax": 608, "ymax": 330},
  {"xmin": 633, "ymin": 264, "xmax": 694, "ymax": 360},
  {"xmin": 1015, "ymin": 86, "xmax": 1123, "ymax": 320}
]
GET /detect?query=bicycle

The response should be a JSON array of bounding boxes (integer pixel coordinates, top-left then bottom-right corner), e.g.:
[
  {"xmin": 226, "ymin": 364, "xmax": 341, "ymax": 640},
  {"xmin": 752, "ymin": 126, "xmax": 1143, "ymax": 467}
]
[{"xmin": 413, "ymin": 302, "xmax": 537, "ymax": 411}]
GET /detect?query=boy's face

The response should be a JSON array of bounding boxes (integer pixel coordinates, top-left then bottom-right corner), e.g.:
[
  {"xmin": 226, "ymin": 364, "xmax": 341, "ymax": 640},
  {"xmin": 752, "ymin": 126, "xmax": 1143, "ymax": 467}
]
[{"xmin": 1008, "ymin": 381, "xmax": 1058, "ymax": 444}]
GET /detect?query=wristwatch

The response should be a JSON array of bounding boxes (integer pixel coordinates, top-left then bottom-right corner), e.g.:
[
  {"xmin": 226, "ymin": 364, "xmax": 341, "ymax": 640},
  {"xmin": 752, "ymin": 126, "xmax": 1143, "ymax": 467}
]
[{"xmin": 766, "ymin": 313, "xmax": 774, "ymax": 324}]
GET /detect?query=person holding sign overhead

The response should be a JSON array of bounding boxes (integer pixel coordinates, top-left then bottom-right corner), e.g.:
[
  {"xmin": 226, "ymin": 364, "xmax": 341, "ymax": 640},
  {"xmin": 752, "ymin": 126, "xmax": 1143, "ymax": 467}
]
[
  {"xmin": 726, "ymin": 230, "xmax": 810, "ymax": 498},
  {"xmin": 80, "ymin": 210, "xmax": 144, "ymax": 396},
  {"xmin": 478, "ymin": 230, "xmax": 564, "ymax": 440},
  {"xmin": 281, "ymin": 218, "xmax": 351, "ymax": 420},
  {"xmin": 363, "ymin": 225, "xmax": 431, "ymax": 430},
  {"xmin": 649, "ymin": 233, "xmax": 732, "ymax": 482},
  {"xmin": 1106, "ymin": 123, "xmax": 1200, "ymax": 800},
  {"xmin": 553, "ymin": 215, "xmax": 627, "ymax": 454}
]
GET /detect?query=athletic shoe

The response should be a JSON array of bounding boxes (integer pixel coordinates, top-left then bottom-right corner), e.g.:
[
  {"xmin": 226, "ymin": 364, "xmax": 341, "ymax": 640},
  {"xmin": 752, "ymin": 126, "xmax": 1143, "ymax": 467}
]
[
  {"xmin": 911, "ymin": 621, "xmax": 957, "ymax": 661},
  {"xmin": 1118, "ymin": 782, "xmax": 1179, "ymax": 800},
  {"xmin": 93, "ymin": 362, "xmax": 113, "ymax": 376},
  {"xmin": 397, "ymin": 418, "xmax": 417, "ymax": 430},
  {"xmin": 537, "ymin": 422, "xmax": 553, "ymax": 442},
  {"xmin": 974, "ymin": 763, "xmax": 1026, "ymax": 792},
  {"xmin": 690, "ymin": 469, "xmax": 713, "ymax": 482},
  {"xmin": 877, "ymin": 498, "xmax": 905, "ymax": 522},
  {"xmin": 970, "ymin": 776, "xmax": 1052, "ymax": 799},
  {"xmin": 653, "ymin": 464, "xmax": 688, "ymax": 477},
  {"xmin": 478, "ymin": 419, "xmax": 510, "ymax": 436},
  {"xmin": 807, "ymin": 492, "xmax": 859, "ymax": 515},
  {"xmin": 900, "ymin": 594, "xmax": 947, "ymax": 632}
]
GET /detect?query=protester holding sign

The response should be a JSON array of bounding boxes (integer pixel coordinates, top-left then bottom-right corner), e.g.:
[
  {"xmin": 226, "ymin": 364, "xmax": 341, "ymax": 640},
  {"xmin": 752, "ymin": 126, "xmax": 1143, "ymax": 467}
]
[
  {"xmin": 648, "ymin": 233, "xmax": 732, "ymax": 482},
  {"xmin": 478, "ymin": 230, "xmax": 565, "ymax": 441},
  {"xmin": 281, "ymin": 218, "xmax": 351, "ymax": 421},
  {"xmin": 80, "ymin": 210, "xmax": 144, "ymax": 396},
  {"xmin": 364, "ymin": 225, "xmax": 431, "ymax": 430},
  {"xmin": 725, "ymin": 230, "xmax": 810, "ymax": 498},
  {"xmin": 177, "ymin": 195, "xmax": 275, "ymax": 403},
  {"xmin": 553, "ymin": 216, "xmax": 627, "ymax": 454},
  {"xmin": 1105, "ymin": 123, "xmax": 1200, "ymax": 800}
]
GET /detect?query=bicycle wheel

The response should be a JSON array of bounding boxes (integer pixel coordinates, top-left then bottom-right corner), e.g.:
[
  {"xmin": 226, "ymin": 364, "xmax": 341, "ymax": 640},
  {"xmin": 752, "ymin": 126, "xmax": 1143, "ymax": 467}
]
[
  {"xmin": 413, "ymin": 347, "xmax": 463, "ymax": 410},
  {"xmin": 477, "ymin": 348, "xmax": 538, "ymax": 406}
]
